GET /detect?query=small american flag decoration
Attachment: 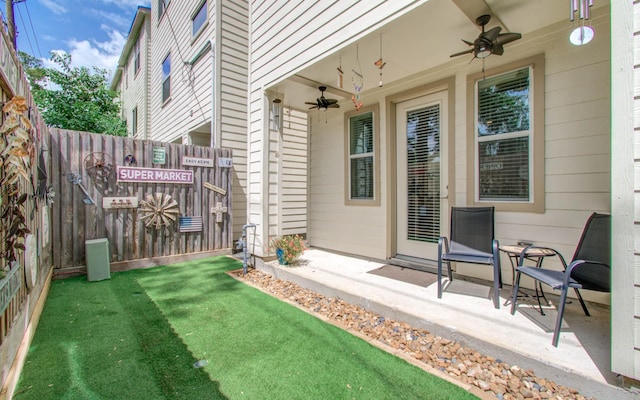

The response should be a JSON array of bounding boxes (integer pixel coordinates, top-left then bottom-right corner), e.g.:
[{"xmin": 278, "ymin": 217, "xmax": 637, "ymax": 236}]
[{"xmin": 179, "ymin": 216, "xmax": 203, "ymax": 233}]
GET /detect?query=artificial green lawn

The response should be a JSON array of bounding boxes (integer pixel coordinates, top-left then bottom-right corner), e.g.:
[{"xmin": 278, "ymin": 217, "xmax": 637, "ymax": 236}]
[{"xmin": 14, "ymin": 256, "xmax": 477, "ymax": 399}]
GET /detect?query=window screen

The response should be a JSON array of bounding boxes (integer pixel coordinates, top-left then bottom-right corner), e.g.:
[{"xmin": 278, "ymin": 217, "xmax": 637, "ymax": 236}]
[
  {"xmin": 192, "ymin": 2, "xmax": 207, "ymax": 37},
  {"xmin": 476, "ymin": 67, "xmax": 531, "ymax": 201},
  {"xmin": 162, "ymin": 54, "xmax": 171, "ymax": 103},
  {"xmin": 349, "ymin": 112, "xmax": 374, "ymax": 199}
]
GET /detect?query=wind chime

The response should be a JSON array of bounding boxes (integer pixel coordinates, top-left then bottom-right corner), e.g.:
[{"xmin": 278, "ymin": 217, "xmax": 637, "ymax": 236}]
[
  {"xmin": 569, "ymin": 0, "xmax": 594, "ymax": 45},
  {"xmin": 337, "ymin": 55, "xmax": 343, "ymax": 89},
  {"xmin": 351, "ymin": 44, "xmax": 363, "ymax": 111},
  {"xmin": 374, "ymin": 34, "xmax": 386, "ymax": 88}
]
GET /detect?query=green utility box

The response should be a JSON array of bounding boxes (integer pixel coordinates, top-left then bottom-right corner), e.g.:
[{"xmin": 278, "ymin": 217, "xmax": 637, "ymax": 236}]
[{"xmin": 85, "ymin": 238, "xmax": 110, "ymax": 282}]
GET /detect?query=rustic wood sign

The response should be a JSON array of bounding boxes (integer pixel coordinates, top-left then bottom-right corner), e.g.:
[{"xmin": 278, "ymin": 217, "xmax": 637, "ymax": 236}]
[
  {"xmin": 203, "ymin": 182, "xmax": 227, "ymax": 196},
  {"xmin": 182, "ymin": 156, "xmax": 214, "ymax": 168},
  {"xmin": 103, "ymin": 196, "xmax": 139, "ymax": 209},
  {"xmin": 116, "ymin": 166, "xmax": 193, "ymax": 184},
  {"xmin": 179, "ymin": 216, "xmax": 203, "ymax": 232},
  {"xmin": 218, "ymin": 157, "xmax": 233, "ymax": 168},
  {"xmin": 211, "ymin": 202, "xmax": 228, "ymax": 223}
]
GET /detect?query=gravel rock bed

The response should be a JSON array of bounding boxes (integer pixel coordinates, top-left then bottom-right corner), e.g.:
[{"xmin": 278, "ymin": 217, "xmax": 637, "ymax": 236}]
[{"xmin": 230, "ymin": 268, "xmax": 592, "ymax": 400}]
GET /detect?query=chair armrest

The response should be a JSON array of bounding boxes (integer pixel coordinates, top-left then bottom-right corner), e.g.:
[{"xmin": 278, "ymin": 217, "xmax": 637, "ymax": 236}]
[
  {"xmin": 517, "ymin": 245, "xmax": 566, "ymax": 268},
  {"xmin": 438, "ymin": 236, "xmax": 449, "ymax": 255},
  {"xmin": 563, "ymin": 259, "xmax": 611, "ymax": 287}
]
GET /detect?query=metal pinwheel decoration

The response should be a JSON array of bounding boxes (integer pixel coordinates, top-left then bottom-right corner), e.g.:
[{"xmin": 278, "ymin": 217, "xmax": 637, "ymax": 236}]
[{"xmin": 138, "ymin": 193, "xmax": 180, "ymax": 229}]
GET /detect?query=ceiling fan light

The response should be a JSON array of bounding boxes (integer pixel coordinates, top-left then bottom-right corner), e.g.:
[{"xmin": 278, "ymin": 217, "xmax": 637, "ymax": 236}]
[
  {"xmin": 476, "ymin": 47, "xmax": 491, "ymax": 58},
  {"xmin": 569, "ymin": 26, "xmax": 594, "ymax": 45}
]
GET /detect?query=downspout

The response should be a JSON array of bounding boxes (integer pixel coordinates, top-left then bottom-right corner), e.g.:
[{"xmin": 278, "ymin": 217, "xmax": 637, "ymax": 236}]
[
  {"xmin": 210, "ymin": 40, "xmax": 216, "ymax": 148},
  {"xmin": 213, "ymin": 0, "xmax": 223, "ymax": 148}
]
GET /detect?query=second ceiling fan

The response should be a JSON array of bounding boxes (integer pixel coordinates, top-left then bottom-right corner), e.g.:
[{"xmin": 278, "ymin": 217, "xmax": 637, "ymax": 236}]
[
  {"xmin": 305, "ymin": 86, "xmax": 339, "ymax": 110},
  {"xmin": 450, "ymin": 14, "xmax": 521, "ymax": 60}
]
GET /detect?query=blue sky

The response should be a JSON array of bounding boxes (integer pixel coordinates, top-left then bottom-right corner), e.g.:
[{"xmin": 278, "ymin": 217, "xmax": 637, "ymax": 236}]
[{"xmin": 14, "ymin": 0, "xmax": 150, "ymax": 76}]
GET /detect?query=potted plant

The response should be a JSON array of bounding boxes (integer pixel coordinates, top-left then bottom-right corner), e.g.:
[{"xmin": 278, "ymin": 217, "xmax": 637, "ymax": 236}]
[{"xmin": 269, "ymin": 234, "xmax": 307, "ymax": 265}]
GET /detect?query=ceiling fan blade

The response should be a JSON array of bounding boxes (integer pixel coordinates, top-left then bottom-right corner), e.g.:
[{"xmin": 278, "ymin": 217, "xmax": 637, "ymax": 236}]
[
  {"xmin": 483, "ymin": 26, "xmax": 502, "ymax": 42},
  {"xmin": 461, "ymin": 39, "xmax": 474, "ymax": 46},
  {"xmin": 450, "ymin": 48, "xmax": 474, "ymax": 58},
  {"xmin": 308, "ymin": 105, "xmax": 318, "ymax": 110},
  {"xmin": 328, "ymin": 103, "xmax": 339, "ymax": 109},
  {"xmin": 305, "ymin": 102, "xmax": 317, "ymax": 106},
  {"xmin": 325, "ymin": 99, "xmax": 338, "ymax": 105},
  {"xmin": 492, "ymin": 44, "xmax": 504, "ymax": 56},
  {"xmin": 495, "ymin": 32, "xmax": 522, "ymax": 46}
]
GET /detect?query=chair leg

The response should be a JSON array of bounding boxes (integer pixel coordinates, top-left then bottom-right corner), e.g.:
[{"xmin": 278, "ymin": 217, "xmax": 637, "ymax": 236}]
[
  {"xmin": 437, "ymin": 257, "xmax": 443, "ymax": 299},
  {"xmin": 510, "ymin": 271, "xmax": 522, "ymax": 315},
  {"xmin": 552, "ymin": 287, "xmax": 570, "ymax": 347},
  {"xmin": 573, "ymin": 288, "xmax": 590, "ymax": 317},
  {"xmin": 492, "ymin": 262, "xmax": 500, "ymax": 309}
]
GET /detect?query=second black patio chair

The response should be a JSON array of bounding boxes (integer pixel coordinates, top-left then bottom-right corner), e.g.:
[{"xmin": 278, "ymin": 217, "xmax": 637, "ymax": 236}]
[
  {"xmin": 509, "ymin": 212, "xmax": 611, "ymax": 347},
  {"xmin": 437, "ymin": 207, "xmax": 502, "ymax": 309}
]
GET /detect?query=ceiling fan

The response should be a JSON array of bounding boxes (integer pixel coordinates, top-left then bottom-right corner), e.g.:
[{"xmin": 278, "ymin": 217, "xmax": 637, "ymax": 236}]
[
  {"xmin": 305, "ymin": 86, "xmax": 339, "ymax": 110},
  {"xmin": 450, "ymin": 14, "xmax": 521, "ymax": 60}
]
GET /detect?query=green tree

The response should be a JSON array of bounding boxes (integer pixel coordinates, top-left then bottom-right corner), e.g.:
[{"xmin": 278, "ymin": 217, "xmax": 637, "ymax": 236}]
[{"xmin": 18, "ymin": 51, "xmax": 127, "ymax": 136}]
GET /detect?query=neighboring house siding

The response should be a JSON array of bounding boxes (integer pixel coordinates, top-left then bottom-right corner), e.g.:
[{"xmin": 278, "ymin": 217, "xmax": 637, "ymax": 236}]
[
  {"xmin": 248, "ymin": 0, "xmax": 424, "ymax": 254},
  {"xmin": 117, "ymin": 10, "xmax": 151, "ymax": 140},
  {"xmin": 150, "ymin": 0, "xmax": 214, "ymax": 144}
]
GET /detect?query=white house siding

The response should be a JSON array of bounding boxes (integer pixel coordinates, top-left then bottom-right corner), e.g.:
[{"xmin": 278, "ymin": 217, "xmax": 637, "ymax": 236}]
[
  {"xmin": 279, "ymin": 107, "xmax": 308, "ymax": 237},
  {"xmin": 219, "ymin": 0, "xmax": 249, "ymax": 240},
  {"xmin": 248, "ymin": 0, "xmax": 425, "ymax": 255},
  {"xmin": 612, "ymin": 0, "xmax": 639, "ymax": 381}
]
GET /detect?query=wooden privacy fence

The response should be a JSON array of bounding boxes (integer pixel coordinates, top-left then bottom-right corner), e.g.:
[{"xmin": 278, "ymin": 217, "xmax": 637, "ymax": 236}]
[{"xmin": 50, "ymin": 129, "xmax": 233, "ymax": 274}]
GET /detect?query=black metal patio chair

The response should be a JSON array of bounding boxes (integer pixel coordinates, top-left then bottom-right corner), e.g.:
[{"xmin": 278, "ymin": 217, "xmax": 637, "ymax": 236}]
[
  {"xmin": 509, "ymin": 212, "xmax": 611, "ymax": 347},
  {"xmin": 437, "ymin": 207, "xmax": 502, "ymax": 309}
]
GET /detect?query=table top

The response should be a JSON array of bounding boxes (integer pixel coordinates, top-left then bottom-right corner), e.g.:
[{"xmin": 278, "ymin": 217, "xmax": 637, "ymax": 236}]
[{"xmin": 499, "ymin": 244, "xmax": 557, "ymax": 257}]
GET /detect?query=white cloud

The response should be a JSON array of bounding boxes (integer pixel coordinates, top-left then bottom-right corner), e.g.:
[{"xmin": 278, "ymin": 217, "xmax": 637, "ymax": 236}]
[
  {"xmin": 39, "ymin": 0, "xmax": 67, "ymax": 15},
  {"xmin": 92, "ymin": 10, "xmax": 130, "ymax": 30},
  {"xmin": 44, "ymin": 28, "xmax": 125, "ymax": 75}
]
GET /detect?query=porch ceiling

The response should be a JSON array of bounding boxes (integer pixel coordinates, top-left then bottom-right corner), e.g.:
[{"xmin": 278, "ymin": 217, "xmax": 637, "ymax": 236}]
[{"xmin": 272, "ymin": 0, "xmax": 587, "ymax": 111}]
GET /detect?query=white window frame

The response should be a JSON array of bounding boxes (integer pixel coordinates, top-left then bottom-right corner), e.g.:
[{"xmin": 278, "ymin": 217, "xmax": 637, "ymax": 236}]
[
  {"xmin": 344, "ymin": 104, "xmax": 380, "ymax": 206},
  {"xmin": 466, "ymin": 54, "xmax": 545, "ymax": 213},
  {"xmin": 158, "ymin": 0, "xmax": 170, "ymax": 20},
  {"xmin": 161, "ymin": 53, "xmax": 171, "ymax": 104},
  {"xmin": 192, "ymin": 1, "xmax": 208, "ymax": 39},
  {"xmin": 134, "ymin": 37, "xmax": 140, "ymax": 75},
  {"xmin": 132, "ymin": 106, "xmax": 138, "ymax": 137}
]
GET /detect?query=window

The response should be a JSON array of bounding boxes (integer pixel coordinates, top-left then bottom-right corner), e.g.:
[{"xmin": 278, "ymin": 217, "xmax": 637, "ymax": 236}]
[
  {"xmin": 132, "ymin": 107, "xmax": 138, "ymax": 136},
  {"xmin": 467, "ymin": 54, "xmax": 545, "ymax": 212},
  {"xmin": 192, "ymin": 1, "xmax": 207, "ymax": 38},
  {"xmin": 158, "ymin": 0, "xmax": 170, "ymax": 20},
  {"xmin": 161, "ymin": 53, "xmax": 171, "ymax": 103},
  {"xmin": 133, "ymin": 37, "xmax": 140, "ymax": 74},
  {"xmin": 344, "ymin": 104, "xmax": 380, "ymax": 205}
]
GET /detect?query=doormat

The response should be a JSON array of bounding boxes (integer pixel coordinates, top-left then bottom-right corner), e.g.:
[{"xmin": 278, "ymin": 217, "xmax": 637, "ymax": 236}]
[{"xmin": 367, "ymin": 265, "xmax": 438, "ymax": 288}]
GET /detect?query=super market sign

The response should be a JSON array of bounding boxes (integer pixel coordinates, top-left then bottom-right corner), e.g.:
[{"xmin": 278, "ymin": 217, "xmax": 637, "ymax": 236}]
[{"xmin": 116, "ymin": 166, "xmax": 193, "ymax": 184}]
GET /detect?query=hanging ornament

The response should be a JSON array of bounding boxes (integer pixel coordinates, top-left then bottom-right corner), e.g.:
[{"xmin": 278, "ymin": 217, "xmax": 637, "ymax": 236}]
[
  {"xmin": 351, "ymin": 44, "xmax": 364, "ymax": 111},
  {"xmin": 374, "ymin": 34, "xmax": 386, "ymax": 87},
  {"xmin": 337, "ymin": 55, "xmax": 344, "ymax": 89}
]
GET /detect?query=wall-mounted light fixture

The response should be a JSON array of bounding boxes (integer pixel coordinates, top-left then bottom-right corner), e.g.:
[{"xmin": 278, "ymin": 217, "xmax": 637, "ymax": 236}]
[{"xmin": 569, "ymin": 0, "xmax": 594, "ymax": 46}]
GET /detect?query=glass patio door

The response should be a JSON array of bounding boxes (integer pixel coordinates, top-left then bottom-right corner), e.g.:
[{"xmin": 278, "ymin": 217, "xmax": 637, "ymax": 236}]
[{"xmin": 396, "ymin": 91, "xmax": 448, "ymax": 260}]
